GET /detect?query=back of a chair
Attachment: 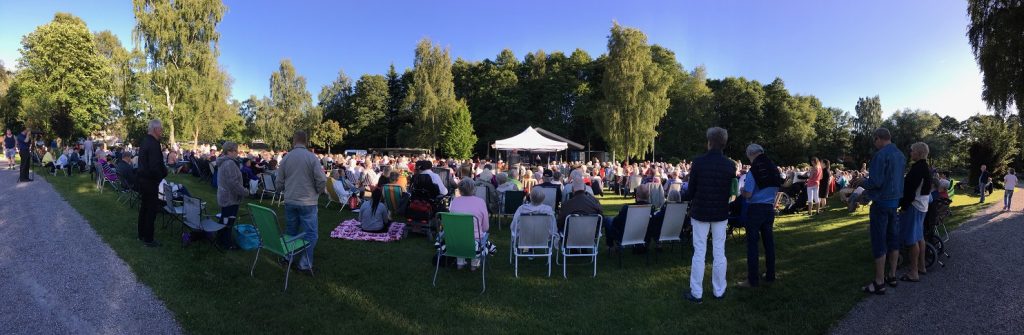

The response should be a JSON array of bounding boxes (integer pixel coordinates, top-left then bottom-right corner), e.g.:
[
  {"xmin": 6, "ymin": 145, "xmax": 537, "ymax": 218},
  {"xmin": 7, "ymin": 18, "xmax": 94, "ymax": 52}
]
[
  {"xmin": 162, "ymin": 183, "xmax": 175, "ymax": 211},
  {"xmin": 538, "ymin": 186, "xmax": 557, "ymax": 209},
  {"xmin": 516, "ymin": 213, "xmax": 553, "ymax": 249},
  {"xmin": 439, "ymin": 212, "xmax": 479, "ymax": 259},
  {"xmin": 182, "ymin": 196, "xmax": 203, "ymax": 230},
  {"xmin": 382, "ymin": 184, "xmax": 403, "ymax": 213},
  {"xmin": 261, "ymin": 173, "xmax": 276, "ymax": 192},
  {"xmin": 501, "ymin": 191, "xmax": 526, "ymax": 215},
  {"xmin": 473, "ymin": 186, "xmax": 490, "ymax": 204},
  {"xmin": 248, "ymin": 203, "xmax": 286, "ymax": 255},
  {"xmin": 564, "ymin": 214, "xmax": 601, "ymax": 249},
  {"xmin": 325, "ymin": 179, "xmax": 341, "ymax": 202},
  {"xmin": 649, "ymin": 184, "xmax": 666, "ymax": 209},
  {"xmin": 659, "ymin": 202, "xmax": 688, "ymax": 242},
  {"xmin": 668, "ymin": 182, "xmax": 682, "ymax": 194},
  {"xmin": 621, "ymin": 205, "xmax": 652, "ymax": 246}
]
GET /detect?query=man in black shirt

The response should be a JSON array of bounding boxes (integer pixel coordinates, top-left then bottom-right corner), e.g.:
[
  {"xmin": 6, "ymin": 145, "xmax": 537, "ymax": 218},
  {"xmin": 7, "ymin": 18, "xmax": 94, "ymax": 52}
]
[
  {"xmin": 136, "ymin": 120, "xmax": 168, "ymax": 247},
  {"xmin": 979, "ymin": 165, "xmax": 990, "ymax": 204},
  {"xmin": 16, "ymin": 128, "xmax": 32, "ymax": 182}
]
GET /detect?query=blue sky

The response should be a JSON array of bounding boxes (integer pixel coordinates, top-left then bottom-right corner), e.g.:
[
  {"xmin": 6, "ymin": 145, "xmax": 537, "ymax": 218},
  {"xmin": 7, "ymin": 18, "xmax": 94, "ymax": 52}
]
[{"xmin": 0, "ymin": 0, "xmax": 989, "ymax": 119}]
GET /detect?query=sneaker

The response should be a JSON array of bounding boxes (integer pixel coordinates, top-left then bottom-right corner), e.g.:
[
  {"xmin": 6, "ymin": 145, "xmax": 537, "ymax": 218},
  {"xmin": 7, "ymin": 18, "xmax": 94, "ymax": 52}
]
[{"xmin": 683, "ymin": 291, "xmax": 703, "ymax": 304}]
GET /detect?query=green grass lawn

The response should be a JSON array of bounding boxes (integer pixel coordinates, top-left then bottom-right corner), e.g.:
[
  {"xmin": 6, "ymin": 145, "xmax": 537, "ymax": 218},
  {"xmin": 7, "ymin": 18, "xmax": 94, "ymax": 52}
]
[{"xmin": 38, "ymin": 167, "xmax": 998, "ymax": 335}]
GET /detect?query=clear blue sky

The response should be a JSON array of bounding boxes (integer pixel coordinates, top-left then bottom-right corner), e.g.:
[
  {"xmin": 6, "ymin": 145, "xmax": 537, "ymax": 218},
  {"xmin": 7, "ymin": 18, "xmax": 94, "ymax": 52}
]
[{"xmin": 0, "ymin": 0, "xmax": 990, "ymax": 119}]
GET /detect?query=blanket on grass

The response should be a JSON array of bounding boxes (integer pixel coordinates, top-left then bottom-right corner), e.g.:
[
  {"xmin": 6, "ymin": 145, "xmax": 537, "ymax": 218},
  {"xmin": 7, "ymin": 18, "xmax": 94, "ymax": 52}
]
[{"xmin": 330, "ymin": 219, "xmax": 406, "ymax": 242}]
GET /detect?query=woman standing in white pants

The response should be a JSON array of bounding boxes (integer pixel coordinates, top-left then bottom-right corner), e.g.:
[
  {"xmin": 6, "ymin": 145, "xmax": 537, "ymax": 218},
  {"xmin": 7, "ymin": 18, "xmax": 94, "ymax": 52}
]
[{"xmin": 805, "ymin": 157, "xmax": 822, "ymax": 215}]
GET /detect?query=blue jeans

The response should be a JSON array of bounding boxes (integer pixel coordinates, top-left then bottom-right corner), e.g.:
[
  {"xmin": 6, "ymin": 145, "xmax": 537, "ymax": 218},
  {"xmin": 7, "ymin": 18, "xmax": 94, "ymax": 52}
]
[
  {"xmin": 1005, "ymin": 190, "xmax": 1014, "ymax": 209},
  {"xmin": 284, "ymin": 204, "xmax": 319, "ymax": 270},
  {"xmin": 868, "ymin": 203, "xmax": 900, "ymax": 259},
  {"xmin": 745, "ymin": 204, "xmax": 776, "ymax": 285},
  {"xmin": 979, "ymin": 182, "xmax": 988, "ymax": 203}
]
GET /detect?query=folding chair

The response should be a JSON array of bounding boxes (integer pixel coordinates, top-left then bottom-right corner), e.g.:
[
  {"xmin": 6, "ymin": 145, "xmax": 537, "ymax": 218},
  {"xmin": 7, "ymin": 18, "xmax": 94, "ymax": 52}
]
[
  {"xmin": 511, "ymin": 213, "xmax": 557, "ymax": 277},
  {"xmin": 538, "ymin": 186, "xmax": 557, "ymax": 210},
  {"xmin": 654, "ymin": 202, "xmax": 688, "ymax": 262},
  {"xmin": 161, "ymin": 183, "xmax": 185, "ymax": 230},
  {"xmin": 324, "ymin": 179, "xmax": 343, "ymax": 211},
  {"xmin": 560, "ymin": 214, "xmax": 603, "ymax": 278},
  {"xmin": 247, "ymin": 203, "xmax": 312, "ymax": 291},
  {"xmin": 260, "ymin": 173, "xmax": 282, "ymax": 205},
  {"xmin": 181, "ymin": 196, "xmax": 227, "ymax": 251},
  {"xmin": 496, "ymin": 190, "xmax": 525, "ymax": 230},
  {"xmin": 616, "ymin": 205, "xmax": 652, "ymax": 267},
  {"xmin": 433, "ymin": 212, "xmax": 488, "ymax": 294}
]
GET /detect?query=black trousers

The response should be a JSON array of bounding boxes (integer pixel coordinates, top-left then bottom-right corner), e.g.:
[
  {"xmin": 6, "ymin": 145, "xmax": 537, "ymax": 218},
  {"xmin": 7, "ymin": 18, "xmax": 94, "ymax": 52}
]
[
  {"xmin": 18, "ymin": 150, "xmax": 30, "ymax": 180},
  {"xmin": 137, "ymin": 179, "xmax": 160, "ymax": 242}
]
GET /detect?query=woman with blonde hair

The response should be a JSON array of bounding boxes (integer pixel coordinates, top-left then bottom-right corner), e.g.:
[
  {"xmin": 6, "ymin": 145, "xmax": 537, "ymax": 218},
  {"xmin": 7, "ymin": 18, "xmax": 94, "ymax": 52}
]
[{"xmin": 806, "ymin": 157, "xmax": 823, "ymax": 215}]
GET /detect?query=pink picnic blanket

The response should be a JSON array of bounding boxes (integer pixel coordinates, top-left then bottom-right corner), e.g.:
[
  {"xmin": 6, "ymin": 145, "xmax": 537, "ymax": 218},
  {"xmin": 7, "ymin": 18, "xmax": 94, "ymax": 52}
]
[{"xmin": 330, "ymin": 219, "xmax": 406, "ymax": 242}]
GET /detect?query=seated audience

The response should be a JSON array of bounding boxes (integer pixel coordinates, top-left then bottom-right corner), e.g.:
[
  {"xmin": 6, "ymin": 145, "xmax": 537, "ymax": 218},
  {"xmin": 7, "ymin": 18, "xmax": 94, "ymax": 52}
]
[
  {"xmin": 510, "ymin": 187, "xmax": 558, "ymax": 237},
  {"xmin": 357, "ymin": 175, "xmax": 392, "ymax": 233},
  {"xmin": 447, "ymin": 179, "xmax": 490, "ymax": 270},
  {"xmin": 556, "ymin": 179, "xmax": 603, "ymax": 232}
]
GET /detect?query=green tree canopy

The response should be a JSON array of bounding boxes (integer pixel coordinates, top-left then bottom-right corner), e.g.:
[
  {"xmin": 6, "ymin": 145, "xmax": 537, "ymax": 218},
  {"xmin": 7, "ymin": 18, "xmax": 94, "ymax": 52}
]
[
  {"xmin": 266, "ymin": 59, "xmax": 314, "ymax": 150},
  {"xmin": 15, "ymin": 12, "xmax": 111, "ymax": 139},
  {"xmin": 707, "ymin": 77, "xmax": 766, "ymax": 159},
  {"xmin": 344, "ymin": 74, "xmax": 389, "ymax": 148},
  {"xmin": 967, "ymin": 0, "xmax": 1024, "ymax": 116},
  {"xmin": 400, "ymin": 38, "xmax": 476, "ymax": 156},
  {"xmin": 853, "ymin": 95, "xmax": 884, "ymax": 163}
]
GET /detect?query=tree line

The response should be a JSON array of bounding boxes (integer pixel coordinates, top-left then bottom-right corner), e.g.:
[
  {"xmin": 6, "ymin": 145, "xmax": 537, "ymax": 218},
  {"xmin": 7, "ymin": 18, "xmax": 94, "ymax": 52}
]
[{"xmin": 0, "ymin": 1, "xmax": 1020, "ymax": 182}]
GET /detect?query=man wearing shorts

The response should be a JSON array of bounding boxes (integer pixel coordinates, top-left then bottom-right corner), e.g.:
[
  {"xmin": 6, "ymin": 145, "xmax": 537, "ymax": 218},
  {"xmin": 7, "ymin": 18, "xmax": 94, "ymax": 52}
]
[
  {"xmin": 4, "ymin": 130, "xmax": 15, "ymax": 170},
  {"xmin": 859, "ymin": 128, "xmax": 905, "ymax": 294}
]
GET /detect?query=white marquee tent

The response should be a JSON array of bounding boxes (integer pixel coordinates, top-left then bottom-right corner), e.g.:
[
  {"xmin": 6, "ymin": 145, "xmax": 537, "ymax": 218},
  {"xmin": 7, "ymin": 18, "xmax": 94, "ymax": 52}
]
[{"xmin": 493, "ymin": 126, "xmax": 568, "ymax": 152}]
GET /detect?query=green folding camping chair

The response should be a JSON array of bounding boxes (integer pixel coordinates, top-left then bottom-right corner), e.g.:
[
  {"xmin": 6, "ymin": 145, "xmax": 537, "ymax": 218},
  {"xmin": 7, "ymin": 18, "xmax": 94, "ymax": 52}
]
[
  {"xmin": 247, "ymin": 203, "xmax": 311, "ymax": 291},
  {"xmin": 432, "ymin": 212, "xmax": 488, "ymax": 294}
]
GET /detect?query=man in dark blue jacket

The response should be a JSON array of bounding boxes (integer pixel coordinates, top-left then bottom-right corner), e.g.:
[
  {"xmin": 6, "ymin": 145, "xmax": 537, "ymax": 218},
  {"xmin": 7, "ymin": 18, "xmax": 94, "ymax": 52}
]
[
  {"xmin": 136, "ymin": 119, "xmax": 168, "ymax": 247},
  {"xmin": 682, "ymin": 127, "xmax": 736, "ymax": 304},
  {"xmin": 860, "ymin": 128, "xmax": 905, "ymax": 294}
]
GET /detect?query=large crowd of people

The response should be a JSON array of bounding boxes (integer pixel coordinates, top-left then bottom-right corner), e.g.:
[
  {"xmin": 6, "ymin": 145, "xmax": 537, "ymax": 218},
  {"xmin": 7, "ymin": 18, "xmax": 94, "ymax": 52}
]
[{"xmin": 7, "ymin": 117, "xmax": 1015, "ymax": 301}]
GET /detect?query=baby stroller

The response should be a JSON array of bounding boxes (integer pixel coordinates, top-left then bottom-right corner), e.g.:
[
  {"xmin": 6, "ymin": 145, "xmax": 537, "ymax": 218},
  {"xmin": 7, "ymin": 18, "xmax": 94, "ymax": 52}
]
[
  {"xmin": 778, "ymin": 181, "xmax": 808, "ymax": 215},
  {"xmin": 923, "ymin": 197, "xmax": 953, "ymax": 268}
]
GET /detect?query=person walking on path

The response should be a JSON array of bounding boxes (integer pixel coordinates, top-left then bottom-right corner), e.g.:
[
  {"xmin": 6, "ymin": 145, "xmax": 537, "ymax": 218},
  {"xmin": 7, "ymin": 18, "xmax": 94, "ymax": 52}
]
[
  {"xmin": 16, "ymin": 127, "xmax": 32, "ymax": 182},
  {"xmin": 979, "ymin": 165, "xmax": 990, "ymax": 203},
  {"xmin": 275, "ymin": 130, "xmax": 327, "ymax": 275},
  {"xmin": 897, "ymin": 142, "xmax": 931, "ymax": 283},
  {"xmin": 136, "ymin": 119, "xmax": 167, "ymax": 248},
  {"xmin": 1004, "ymin": 168, "xmax": 1017, "ymax": 211},
  {"xmin": 859, "ymin": 128, "xmax": 905, "ymax": 294},
  {"xmin": 682, "ymin": 127, "xmax": 736, "ymax": 303},
  {"xmin": 738, "ymin": 143, "xmax": 782, "ymax": 288},
  {"xmin": 4, "ymin": 129, "xmax": 15, "ymax": 170}
]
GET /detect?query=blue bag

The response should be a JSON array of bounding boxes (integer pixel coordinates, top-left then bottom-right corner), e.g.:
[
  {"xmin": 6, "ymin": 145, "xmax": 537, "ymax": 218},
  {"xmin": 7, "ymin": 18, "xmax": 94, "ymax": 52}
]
[{"xmin": 234, "ymin": 224, "xmax": 260, "ymax": 250}]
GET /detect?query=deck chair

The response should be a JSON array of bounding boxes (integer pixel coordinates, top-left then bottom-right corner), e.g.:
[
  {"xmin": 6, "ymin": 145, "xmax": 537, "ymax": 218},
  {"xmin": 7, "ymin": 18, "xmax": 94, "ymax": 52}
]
[
  {"xmin": 511, "ymin": 213, "xmax": 557, "ymax": 277},
  {"xmin": 260, "ymin": 173, "xmax": 282, "ymax": 205},
  {"xmin": 324, "ymin": 179, "xmax": 343, "ymax": 211},
  {"xmin": 560, "ymin": 214, "xmax": 603, "ymax": 278},
  {"xmin": 649, "ymin": 184, "xmax": 666, "ymax": 209},
  {"xmin": 161, "ymin": 183, "xmax": 185, "ymax": 229},
  {"xmin": 182, "ymin": 196, "xmax": 227, "ymax": 250},
  {"xmin": 497, "ymin": 190, "xmax": 525, "ymax": 230},
  {"xmin": 654, "ymin": 202, "xmax": 689, "ymax": 261},
  {"xmin": 247, "ymin": 203, "xmax": 312, "ymax": 291},
  {"xmin": 617, "ymin": 205, "xmax": 652, "ymax": 267},
  {"xmin": 382, "ymin": 184, "xmax": 404, "ymax": 214},
  {"xmin": 432, "ymin": 212, "xmax": 488, "ymax": 294}
]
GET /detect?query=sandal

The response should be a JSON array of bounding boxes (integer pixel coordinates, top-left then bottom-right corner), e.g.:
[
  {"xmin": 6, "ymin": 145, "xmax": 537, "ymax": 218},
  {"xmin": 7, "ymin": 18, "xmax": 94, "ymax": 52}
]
[
  {"xmin": 862, "ymin": 281, "xmax": 886, "ymax": 295},
  {"xmin": 899, "ymin": 274, "xmax": 920, "ymax": 283},
  {"xmin": 885, "ymin": 276, "xmax": 899, "ymax": 288}
]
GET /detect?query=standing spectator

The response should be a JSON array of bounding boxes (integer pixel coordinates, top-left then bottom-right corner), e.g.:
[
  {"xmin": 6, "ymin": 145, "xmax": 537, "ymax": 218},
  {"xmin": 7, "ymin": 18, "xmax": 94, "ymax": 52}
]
[
  {"xmin": 979, "ymin": 165, "xmax": 990, "ymax": 203},
  {"xmin": 216, "ymin": 142, "xmax": 248, "ymax": 249},
  {"xmin": 859, "ymin": 128, "xmax": 905, "ymax": 294},
  {"xmin": 4, "ymin": 129, "xmax": 15, "ymax": 170},
  {"xmin": 820, "ymin": 159, "xmax": 832, "ymax": 209},
  {"xmin": 898, "ymin": 142, "xmax": 932, "ymax": 283},
  {"xmin": 1004, "ymin": 168, "xmax": 1017, "ymax": 211},
  {"xmin": 738, "ymin": 144, "xmax": 782, "ymax": 288},
  {"xmin": 806, "ymin": 157, "xmax": 822, "ymax": 215},
  {"xmin": 275, "ymin": 131, "xmax": 327, "ymax": 275},
  {"xmin": 83, "ymin": 137, "xmax": 94, "ymax": 171},
  {"xmin": 136, "ymin": 120, "xmax": 167, "ymax": 247},
  {"xmin": 16, "ymin": 128, "xmax": 33, "ymax": 182},
  {"xmin": 682, "ymin": 127, "xmax": 737, "ymax": 303}
]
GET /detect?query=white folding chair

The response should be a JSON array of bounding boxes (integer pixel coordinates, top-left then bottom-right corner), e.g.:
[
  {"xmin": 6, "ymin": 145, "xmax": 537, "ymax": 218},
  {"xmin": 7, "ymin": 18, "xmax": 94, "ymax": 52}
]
[
  {"xmin": 511, "ymin": 213, "xmax": 557, "ymax": 277},
  {"xmin": 473, "ymin": 186, "xmax": 491, "ymax": 213},
  {"xmin": 538, "ymin": 186, "xmax": 557, "ymax": 209},
  {"xmin": 617, "ymin": 205, "xmax": 652, "ymax": 267},
  {"xmin": 655, "ymin": 202, "xmax": 688, "ymax": 261},
  {"xmin": 260, "ymin": 173, "xmax": 281, "ymax": 205},
  {"xmin": 560, "ymin": 214, "xmax": 603, "ymax": 278}
]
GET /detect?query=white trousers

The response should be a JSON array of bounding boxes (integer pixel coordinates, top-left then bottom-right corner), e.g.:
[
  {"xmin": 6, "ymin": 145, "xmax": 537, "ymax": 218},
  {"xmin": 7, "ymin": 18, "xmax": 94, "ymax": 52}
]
[
  {"xmin": 690, "ymin": 219, "xmax": 727, "ymax": 298},
  {"xmin": 249, "ymin": 180, "xmax": 260, "ymax": 195},
  {"xmin": 806, "ymin": 186, "xmax": 820, "ymax": 204}
]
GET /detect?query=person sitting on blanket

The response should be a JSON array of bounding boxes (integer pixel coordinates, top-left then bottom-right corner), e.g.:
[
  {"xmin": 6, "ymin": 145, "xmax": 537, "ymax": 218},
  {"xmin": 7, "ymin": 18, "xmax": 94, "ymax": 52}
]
[{"xmin": 357, "ymin": 175, "xmax": 392, "ymax": 233}]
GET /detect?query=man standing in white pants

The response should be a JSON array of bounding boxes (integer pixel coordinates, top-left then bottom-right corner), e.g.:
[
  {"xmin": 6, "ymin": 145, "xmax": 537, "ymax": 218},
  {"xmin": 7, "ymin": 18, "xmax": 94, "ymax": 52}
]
[{"xmin": 681, "ymin": 127, "xmax": 737, "ymax": 304}]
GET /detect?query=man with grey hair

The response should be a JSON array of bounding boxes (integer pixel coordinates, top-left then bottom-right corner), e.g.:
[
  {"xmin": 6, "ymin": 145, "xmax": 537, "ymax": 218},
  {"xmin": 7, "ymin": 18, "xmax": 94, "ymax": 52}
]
[
  {"xmin": 136, "ymin": 119, "xmax": 167, "ymax": 247},
  {"xmin": 682, "ymin": 127, "xmax": 736, "ymax": 303},
  {"xmin": 557, "ymin": 178, "xmax": 602, "ymax": 232},
  {"xmin": 275, "ymin": 130, "xmax": 327, "ymax": 275},
  {"xmin": 738, "ymin": 143, "xmax": 783, "ymax": 288}
]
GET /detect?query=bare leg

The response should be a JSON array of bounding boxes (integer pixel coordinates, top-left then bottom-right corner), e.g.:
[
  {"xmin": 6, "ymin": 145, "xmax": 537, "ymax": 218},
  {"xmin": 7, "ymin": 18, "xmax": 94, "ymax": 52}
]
[
  {"xmin": 917, "ymin": 240, "xmax": 927, "ymax": 273},
  {"xmin": 907, "ymin": 244, "xmax": 919, "ymax": 279},
  {"xmin": 874, "ymin": 255, "xmax": 886, "ymax": 284},
  {"xmin": 887, "ymin": 250, "xmax": 899, "ymax": 280}
]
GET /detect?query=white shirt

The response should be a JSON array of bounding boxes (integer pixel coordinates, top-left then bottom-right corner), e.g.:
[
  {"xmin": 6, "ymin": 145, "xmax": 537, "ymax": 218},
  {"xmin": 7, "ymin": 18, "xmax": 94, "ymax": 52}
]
[
  {"xmin": 1005, "ymin": 174, "xmax": 1017, "ymax": 191},
  {"xmin": 420, "ymin": 170, "xmax": 449, "ymax": 196}
]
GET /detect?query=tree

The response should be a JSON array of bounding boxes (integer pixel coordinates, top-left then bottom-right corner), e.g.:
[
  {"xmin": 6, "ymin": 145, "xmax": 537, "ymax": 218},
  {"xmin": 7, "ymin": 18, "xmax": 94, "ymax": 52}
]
[
  {"xmin": 655, "ymin": 63, "xmax": 714, "ymax": 162},
  {"xmin": 440, "ymin": 100, "xmax": 477, "ymax": 159},
  {"xmin": 311, "ymin": 119, "xmax": 344, "ymax": 153},
  {"xmin": 761, "ymin": 79, "xmax": 817, "ymax": 164},
  {"xmin": 385, "ymin": 64, "xmax": 406, "ymax": 147},
  {"xmin": 267, "ymin": 59, "xmax": 314, "ymax": 150},
  {"xmin": 318, "ymin": 70, "xmax": 353, "ymax": 124},
  {"xmin": 853, "ymin": 96, "xmax": 884, "ymax": 163},
  {"xmin": 453, "ymin": 51, "xmax": 520, "ymax": 154},
  {"xmin": 707, "ymin": 77, "xmax": 766, "ymax": 159},
  {"xmin": 881, "ymin": 108, "xmax": 942, "ymax": 154},
  {"xmin": 399, "ymin": 38, "xmax": 476, "ymax": 155},
  {"xmin": 967, "ymin": 0, "xmax": 1024, "ymax": 116},
  {"xmin": 813, "ymin": 107, "xmax": 854, "ymax": 164},
  {"xmin": 963, "ymin": 114, "xmax": 1019, "ymax": 185},
  {"xmin": 15, "ymin": 13, "xmax": 111, "ymax": 139},
  {"xmin": 594, "ymin": 23, "xmax": 671, "ymax": 161},
  {"xmin": 132, "ymin": 0, "xmax": 226, "ymax": 145},
  {"xmin": 0, "ymin": 61, "xmax": 18, "ymax": 131},
  {"xmin": 344, "ymin": 74, "xmax": 389, "ymax": 148}
]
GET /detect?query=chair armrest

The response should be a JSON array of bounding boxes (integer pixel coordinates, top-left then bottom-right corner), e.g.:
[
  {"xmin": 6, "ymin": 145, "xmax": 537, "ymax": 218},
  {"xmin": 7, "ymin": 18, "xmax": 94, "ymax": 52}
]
[{"xmin": 284, "ymin": 233, "xmax": 306, "ymax": 243}]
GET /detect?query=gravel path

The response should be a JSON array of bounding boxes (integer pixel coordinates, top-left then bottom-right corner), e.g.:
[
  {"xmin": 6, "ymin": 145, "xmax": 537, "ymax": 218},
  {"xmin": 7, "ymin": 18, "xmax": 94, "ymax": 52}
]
[
  {"xmin": 0, "ymin": 164, "xmax": 181, "ymax": 335},
  {"xmin": 832, "ymin": 188, "xmax": 1024, "ymax": 334}
]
